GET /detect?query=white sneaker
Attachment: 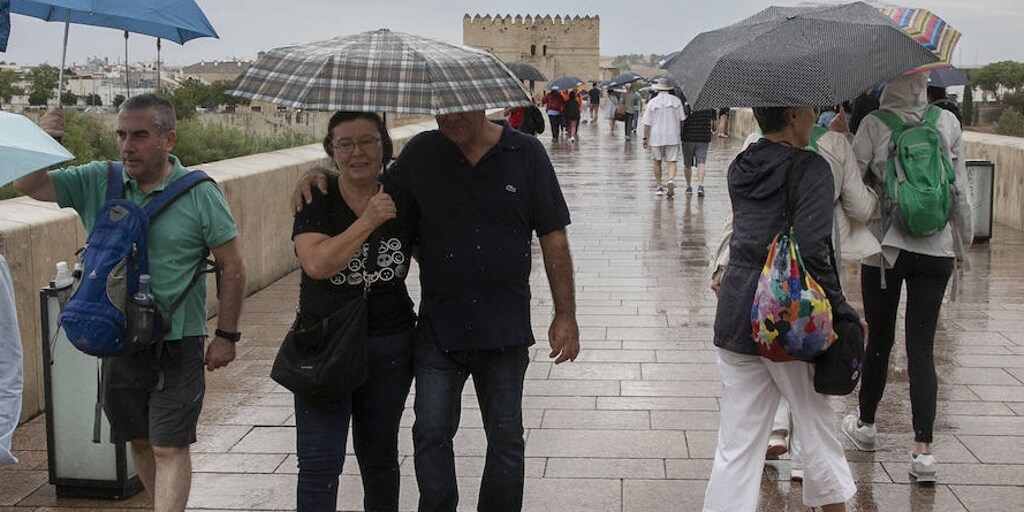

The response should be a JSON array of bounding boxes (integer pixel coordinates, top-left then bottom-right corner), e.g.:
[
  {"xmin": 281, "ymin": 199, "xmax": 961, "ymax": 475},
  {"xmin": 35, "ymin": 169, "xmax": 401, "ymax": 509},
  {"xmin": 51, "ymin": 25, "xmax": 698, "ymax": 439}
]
[
  {"xmin": 655, "ymin": 186, "xmax": 665, "ymax": 196},
  {"xmin": 910, "ymin": 453, "xmax": 937, "ymax": 483},
  {"xmin": 665, "ymin": 181, "xmax": 676, "ymax": 198},
  {"xmin": 841, "ymin": 414, "xmax": 877, "ymax": 452},
  {"xmin": 766, "ymin": 430, "xmax": 788, "ymax": 459},
  {"xmin": 569, "ymin": 137, "xmax": 576, "ymax": 143}
]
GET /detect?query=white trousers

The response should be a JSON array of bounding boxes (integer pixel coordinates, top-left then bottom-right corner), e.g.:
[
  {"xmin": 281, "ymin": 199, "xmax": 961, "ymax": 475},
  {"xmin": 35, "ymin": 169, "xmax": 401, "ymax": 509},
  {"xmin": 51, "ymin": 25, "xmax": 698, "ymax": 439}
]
[
  {"xmin": 0, "ymin": 254, "xmax": 23, "ymax": 465},
  {"xmin": 772, "ymin": 399, "xmax": 802, "ymax": 469},
  {"xmin": 703, "ymin": 349, "xmax": 855, "ymax": 511}
]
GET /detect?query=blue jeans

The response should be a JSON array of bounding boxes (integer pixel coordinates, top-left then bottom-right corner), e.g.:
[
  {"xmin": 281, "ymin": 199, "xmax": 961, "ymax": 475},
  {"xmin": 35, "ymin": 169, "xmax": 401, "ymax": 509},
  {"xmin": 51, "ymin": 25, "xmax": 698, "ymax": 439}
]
[
  {"xmin": 294, "ymin": 330, "xmax": 414, "ymax": 512},
  {"xmin": 412, "ymin": 336, "xmax": 530, "ymax": 512}
]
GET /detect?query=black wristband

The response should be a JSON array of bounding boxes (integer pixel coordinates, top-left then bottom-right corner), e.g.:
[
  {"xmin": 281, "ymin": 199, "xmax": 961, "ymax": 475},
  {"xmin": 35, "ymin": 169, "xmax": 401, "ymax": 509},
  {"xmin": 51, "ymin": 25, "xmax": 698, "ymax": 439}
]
[{"xmin": 215, "ymin": 329, "xmax": 241, "ymax": 343}]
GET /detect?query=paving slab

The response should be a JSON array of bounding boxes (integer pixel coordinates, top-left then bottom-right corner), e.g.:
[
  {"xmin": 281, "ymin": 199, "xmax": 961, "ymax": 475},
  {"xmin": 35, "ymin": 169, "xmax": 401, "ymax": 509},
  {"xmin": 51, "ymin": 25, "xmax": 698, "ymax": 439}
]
[{"xmin": 9, "ymin": 121, "xmax": 1024, "ymax": 510}]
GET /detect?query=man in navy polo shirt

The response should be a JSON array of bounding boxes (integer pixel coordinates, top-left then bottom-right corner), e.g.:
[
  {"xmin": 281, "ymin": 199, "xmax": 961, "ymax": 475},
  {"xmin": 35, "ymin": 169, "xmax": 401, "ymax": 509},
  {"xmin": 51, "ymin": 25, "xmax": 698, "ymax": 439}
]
[{"xmin": 391, "ymin": 110, "xmax": 579, "ymax": 511}]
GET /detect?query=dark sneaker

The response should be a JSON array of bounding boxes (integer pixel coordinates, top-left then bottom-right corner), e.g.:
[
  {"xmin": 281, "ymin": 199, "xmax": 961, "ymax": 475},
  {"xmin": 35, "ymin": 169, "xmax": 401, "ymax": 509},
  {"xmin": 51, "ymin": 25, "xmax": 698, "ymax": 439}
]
[
  {"xmin": 666, "ymin": 181, "xmax": 676, "ymax": 198},
  {"xmin": 697, "ymin": 185, "xmax": 705, "ymax": 197}
]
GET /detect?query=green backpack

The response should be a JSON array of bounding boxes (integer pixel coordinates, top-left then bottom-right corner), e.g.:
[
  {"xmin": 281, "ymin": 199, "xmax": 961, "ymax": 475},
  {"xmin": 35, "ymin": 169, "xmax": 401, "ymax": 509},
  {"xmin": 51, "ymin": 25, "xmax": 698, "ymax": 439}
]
[{"xmin": 871, "ymin": 106, "xmax": 955, "ymax": 238}]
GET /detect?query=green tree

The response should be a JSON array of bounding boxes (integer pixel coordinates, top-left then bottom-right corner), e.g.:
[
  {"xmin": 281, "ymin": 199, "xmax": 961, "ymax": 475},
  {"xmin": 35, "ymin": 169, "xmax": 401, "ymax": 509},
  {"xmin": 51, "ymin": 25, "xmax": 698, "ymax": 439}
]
[
  {"xmin": 26, "ymin": 64, "xmax": 61, "ymax": 106},
  {"xmin": 972, "ymin": 60, "xmax": 1024, "ymax": 101},
  {"xmin": 113, "ymin": 94, "xmax": 126, "ymax": 108},
  {"xmin": 1003, "ymin": 90, "xmax": 1024, "ymax": 116},
  {"xmin": 60, "ymin": 90, "xmax": 78, "ymax": 106},
  {"xmin": 962, "ymin": 82, "xmax": 974, "ymax": 126},
  {"xmin": 83, "ymin": 93, "xmax": 103, "ymax": 106},
  {"xmin": 0, "ymin": 69, "xmax": 24, "ymax": 108},
  {"xmin": 997, "ymin": 108, "xmax": 1024, "ymax": 137},
  {"xmin": 209, "ymin": 80, "xmax": 250, "ymax": 108}
]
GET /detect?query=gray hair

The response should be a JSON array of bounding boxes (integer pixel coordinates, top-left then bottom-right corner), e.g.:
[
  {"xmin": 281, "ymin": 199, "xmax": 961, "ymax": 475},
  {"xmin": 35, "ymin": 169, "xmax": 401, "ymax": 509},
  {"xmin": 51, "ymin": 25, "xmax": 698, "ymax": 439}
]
[{"xmin": 119, "ymin": 93, "xmax": 176, "ymax": 133}]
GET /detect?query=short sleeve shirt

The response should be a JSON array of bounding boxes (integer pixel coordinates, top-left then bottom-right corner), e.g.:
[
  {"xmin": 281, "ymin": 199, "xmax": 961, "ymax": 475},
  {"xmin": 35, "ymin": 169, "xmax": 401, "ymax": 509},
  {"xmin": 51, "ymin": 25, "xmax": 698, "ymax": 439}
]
[
  {"xmin": 641, "ymin": 92, "xmax": 686, "ymax": 146},
  {"xmin": 386, "ymin": 123, "xmax": 571, "ymax": 351},
  {"xmin": 50, "ymin": 156, "xmax": 238, "ymax": 341},
  {"xmin": 291, "ymin": 176, "xmax": 417, "ymax": 336}
]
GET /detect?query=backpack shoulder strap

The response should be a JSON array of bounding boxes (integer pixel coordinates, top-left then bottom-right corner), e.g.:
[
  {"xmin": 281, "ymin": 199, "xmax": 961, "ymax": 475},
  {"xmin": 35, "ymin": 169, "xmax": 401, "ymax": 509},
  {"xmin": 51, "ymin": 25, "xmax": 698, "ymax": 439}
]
[
  {"xmin": 871, "ymin": 109, "xmax": 904, "ymax": 136},
  {"xmin": 809, "ymin": 126, "xmax": 828, "ymax": 152},
  {"xmin": 106, "ymin": 161, "xmax": 125, "ymax": 200},
  {"xmin": 144, "ymin": 170, "xmax": 215, "ymax": 218},
  {"xmin": 923, "ymin": 105, "xmax": 943, "ymax": 127}
]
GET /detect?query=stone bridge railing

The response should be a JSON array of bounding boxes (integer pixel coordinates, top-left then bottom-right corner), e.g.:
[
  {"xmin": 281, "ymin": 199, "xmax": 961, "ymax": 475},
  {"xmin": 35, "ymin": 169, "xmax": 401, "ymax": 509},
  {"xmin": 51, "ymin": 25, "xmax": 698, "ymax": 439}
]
[
  {"xmin": 1, "ymin": 117, "xmax": 439, "ymax": 421},
  {"xmin": 3, "ymin": 111, "xmax": 1022, "ymax": 422}
]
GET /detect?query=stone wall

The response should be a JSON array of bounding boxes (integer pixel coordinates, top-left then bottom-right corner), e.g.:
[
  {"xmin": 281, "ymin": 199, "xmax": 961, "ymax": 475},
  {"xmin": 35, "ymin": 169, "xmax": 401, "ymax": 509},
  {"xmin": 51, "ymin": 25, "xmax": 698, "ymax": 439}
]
[
  {"xmin": 463, "ymin": 14, "xmax": 600, "ymax": 83},
  {"xmin": 728, "ymin": 108, "xmax": 1024, "ymax": 230},
  {"xmin": 1, "ymin": 118, "xmax": 441, "ymax": 422}
]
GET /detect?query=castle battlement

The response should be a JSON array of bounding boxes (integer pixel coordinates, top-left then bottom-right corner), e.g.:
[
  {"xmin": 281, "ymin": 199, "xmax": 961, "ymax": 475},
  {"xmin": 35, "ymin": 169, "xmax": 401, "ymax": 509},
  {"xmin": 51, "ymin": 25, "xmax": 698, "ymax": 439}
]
[
  {"xmin": 463, "ymin": 13, "xmax": 601, "ymax": 85},
  {"xmin": 463, "ymin": 14, "xmax": 599, "ymax": 27}
]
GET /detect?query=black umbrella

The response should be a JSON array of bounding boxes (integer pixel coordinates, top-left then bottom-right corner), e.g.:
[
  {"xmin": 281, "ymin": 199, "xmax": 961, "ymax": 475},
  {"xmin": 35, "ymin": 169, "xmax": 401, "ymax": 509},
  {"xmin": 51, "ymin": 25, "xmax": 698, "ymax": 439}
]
[
  {"xmin": 547, "ymin": 75, "xmax": 583, "ymax": 91},
  {"xmin": 503, "ymin": 61, "xmax": 547, "ymax": 82},
  {"xmin": 604, "ymin": 72, "xmax": 644, "ymax": 89},
  {"xmin": 929, "ymin": 66, "xmax": 970, "ymax": 88},
  {"xmin": 665, "ymin": 2, "xmax": 938, "ymax": 110}
]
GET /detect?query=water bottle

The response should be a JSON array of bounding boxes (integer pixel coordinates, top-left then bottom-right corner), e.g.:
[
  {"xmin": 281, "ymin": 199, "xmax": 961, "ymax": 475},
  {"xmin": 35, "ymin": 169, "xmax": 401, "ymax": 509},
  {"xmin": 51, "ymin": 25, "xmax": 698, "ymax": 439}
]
[
  {"xmin": 53, "ymin": 261, "xmax": 75, "ymax": 309},
  {"xmin": 53, "ymin": 261, "xmax": 74, "ymax": 289},
  {"xmin": 130, "ymin": 274, "xmax": 156, "ymax": 346}
]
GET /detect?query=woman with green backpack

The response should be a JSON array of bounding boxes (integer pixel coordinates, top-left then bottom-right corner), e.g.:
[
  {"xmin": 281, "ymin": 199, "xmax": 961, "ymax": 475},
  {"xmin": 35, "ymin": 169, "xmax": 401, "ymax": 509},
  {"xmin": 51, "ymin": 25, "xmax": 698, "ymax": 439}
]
[{"xmin": 844, "ymin": 72, "xmax": 973, "ymax": 485}]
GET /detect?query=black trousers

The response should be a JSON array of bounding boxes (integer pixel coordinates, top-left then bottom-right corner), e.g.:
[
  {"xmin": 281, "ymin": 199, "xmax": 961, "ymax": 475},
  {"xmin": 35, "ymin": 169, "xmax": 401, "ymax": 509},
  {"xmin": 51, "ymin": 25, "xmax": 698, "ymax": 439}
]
[
  {"xmin": 859, "ymin": 251, "xmax": 953, "ymax": 443},
  {"xmin": 548, "ymin": 114, "xmax": 561, "ymax": 140}
]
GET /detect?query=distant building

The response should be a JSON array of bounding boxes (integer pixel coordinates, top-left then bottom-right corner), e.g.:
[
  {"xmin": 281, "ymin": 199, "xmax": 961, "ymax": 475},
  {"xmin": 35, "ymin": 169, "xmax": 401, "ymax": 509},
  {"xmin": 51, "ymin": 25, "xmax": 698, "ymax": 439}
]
[
  {"xmin": 180, "ymin": 59, "xmax": 250, "ymax": 84},
  {"xmin": 463, "ymin": 14, "xmax": 600, "ymax": 84}
]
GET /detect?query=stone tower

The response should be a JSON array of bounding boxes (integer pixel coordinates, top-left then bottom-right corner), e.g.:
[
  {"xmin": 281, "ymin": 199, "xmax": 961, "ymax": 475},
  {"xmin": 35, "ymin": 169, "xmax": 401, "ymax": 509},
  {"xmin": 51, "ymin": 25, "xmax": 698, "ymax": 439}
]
[{"xmin": 462, "ymin": 14, "xmax": 600, "ymax": 85}]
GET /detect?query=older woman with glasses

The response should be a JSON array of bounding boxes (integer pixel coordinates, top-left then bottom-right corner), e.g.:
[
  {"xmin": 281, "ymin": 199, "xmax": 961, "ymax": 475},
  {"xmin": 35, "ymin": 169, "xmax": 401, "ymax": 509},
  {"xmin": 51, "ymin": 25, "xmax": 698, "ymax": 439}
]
[
  {"xmin": 703, "ymin": 106, "xmax": 861, "ymax": 512},
  {"xmin": 290, "ymin": 111, "xmax": 417, "ymax": 512}
]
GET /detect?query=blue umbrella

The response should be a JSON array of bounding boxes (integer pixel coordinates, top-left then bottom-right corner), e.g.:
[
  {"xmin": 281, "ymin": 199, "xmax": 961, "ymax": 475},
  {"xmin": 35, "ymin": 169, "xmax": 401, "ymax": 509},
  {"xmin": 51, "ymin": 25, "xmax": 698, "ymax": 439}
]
[
  {"xmin": 0, "ymin": 111, "xmax": 74, "ymax": 187},
  {"xmin": 9, "ymin": 0, "xmax": 218, "ymax": 103},
  {"xmin": 547, "ymin": 75, "xmax": 583, "ymax": 91},
  {"xmin": 928, "ymin": 66, "xmax": 970, "ymax": 88}
]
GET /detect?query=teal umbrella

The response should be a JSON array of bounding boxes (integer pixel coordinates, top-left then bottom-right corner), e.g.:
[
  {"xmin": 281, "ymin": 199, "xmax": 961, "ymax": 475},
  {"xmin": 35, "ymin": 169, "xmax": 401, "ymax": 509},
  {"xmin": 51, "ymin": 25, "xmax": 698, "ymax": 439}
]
[{"xmin": 0, "ymin": 111, "xmax": 74, "ymax": 186}]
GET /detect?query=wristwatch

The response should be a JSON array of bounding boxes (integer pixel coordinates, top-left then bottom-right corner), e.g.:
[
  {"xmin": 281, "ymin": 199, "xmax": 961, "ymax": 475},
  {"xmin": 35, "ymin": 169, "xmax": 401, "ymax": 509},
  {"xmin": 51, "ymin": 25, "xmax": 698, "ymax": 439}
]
[{"xmin": 215, "ymin": 329, "xmax": 241, "ymax": 343}]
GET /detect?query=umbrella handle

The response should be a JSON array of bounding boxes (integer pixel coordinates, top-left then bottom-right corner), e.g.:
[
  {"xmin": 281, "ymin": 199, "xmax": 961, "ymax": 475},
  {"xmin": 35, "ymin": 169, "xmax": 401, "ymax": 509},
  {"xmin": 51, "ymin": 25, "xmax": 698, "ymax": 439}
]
[{"xmin": 57, "ymin": 14, "xmax": 70, "ymax": 108}]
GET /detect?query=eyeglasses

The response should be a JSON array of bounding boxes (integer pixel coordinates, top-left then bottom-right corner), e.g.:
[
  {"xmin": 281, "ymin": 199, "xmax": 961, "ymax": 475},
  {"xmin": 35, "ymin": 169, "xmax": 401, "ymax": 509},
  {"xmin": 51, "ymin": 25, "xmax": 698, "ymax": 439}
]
[{"xmin": 331, "ymin": 137, "xmax": 381, "ymax": 155}]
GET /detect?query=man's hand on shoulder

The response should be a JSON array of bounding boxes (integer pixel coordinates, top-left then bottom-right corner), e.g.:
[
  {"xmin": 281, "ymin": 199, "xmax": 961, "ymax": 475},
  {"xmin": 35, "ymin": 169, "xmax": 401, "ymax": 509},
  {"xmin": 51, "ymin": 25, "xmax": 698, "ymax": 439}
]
[{"xmin": 291, "ymin": 167, "xmax": 332, "ymax": 215}]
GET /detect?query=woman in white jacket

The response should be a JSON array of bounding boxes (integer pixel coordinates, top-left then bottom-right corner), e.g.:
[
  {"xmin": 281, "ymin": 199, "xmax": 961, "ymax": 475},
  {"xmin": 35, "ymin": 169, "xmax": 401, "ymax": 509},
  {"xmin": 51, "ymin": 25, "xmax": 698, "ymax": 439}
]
[{"xmin": 841, "ymin": 73, "xmax": 972, "ymax": 484}]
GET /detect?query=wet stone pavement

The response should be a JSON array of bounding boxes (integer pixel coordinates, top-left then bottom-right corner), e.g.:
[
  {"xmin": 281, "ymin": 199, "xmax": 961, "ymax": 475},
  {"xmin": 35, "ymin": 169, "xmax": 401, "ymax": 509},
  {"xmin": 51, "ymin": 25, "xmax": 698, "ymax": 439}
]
[{"xmin": 5, "ymin": 120, "xmax": 1024, "ymax": 511}]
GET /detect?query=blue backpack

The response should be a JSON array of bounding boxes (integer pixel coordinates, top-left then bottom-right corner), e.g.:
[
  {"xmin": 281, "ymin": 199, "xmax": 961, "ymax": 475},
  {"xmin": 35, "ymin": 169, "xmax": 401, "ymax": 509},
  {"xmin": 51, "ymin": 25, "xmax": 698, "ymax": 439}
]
[{"xmin": 61, "ymin": 162, "xmax": 214, "ymax": 357}]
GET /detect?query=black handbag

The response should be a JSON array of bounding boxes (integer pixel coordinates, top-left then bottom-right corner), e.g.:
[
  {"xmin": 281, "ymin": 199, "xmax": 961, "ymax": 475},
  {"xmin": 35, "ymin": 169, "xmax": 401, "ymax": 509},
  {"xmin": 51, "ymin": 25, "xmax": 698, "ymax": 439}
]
[
  {"xmin": 813, "ymin": 241, "xmax": 866, "ymax": 396},
  {"xmin": 814, "ymin": 316, "xmax": 864, "ymax": 395},
  {"xmin": 271, "ymin": 231, "xmax": 379, "ymax": 403},
  {"xmin": 271, "ymin": 297, "xmax": 368, "ymax": 404}
]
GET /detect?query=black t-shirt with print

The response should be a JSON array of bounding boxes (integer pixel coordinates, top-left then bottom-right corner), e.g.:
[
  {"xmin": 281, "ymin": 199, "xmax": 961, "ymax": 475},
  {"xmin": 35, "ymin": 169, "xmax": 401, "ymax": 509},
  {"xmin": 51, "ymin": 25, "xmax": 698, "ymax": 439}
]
[{"xmin": 292, "ymin": 175, "xmax": 417, "ymax": 336}]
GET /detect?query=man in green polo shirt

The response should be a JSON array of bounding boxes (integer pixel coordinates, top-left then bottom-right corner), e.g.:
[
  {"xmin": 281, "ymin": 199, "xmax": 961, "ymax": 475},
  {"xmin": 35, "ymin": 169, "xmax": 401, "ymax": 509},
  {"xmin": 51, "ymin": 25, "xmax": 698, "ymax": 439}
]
[{"xmin": 16, "ymin": 94, "xmax": 246, "ymax": 512}]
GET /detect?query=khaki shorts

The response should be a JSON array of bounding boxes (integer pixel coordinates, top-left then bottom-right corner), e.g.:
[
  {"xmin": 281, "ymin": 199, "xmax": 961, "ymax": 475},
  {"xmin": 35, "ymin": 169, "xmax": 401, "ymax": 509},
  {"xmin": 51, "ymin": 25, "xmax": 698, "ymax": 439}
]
[
  {"xmin": 102, "ymin": 336, "xmax": 206, "ymax": 446},
  {"xmin": 651, "ymin": 143, "xmax": 682, "ymax": 162}
]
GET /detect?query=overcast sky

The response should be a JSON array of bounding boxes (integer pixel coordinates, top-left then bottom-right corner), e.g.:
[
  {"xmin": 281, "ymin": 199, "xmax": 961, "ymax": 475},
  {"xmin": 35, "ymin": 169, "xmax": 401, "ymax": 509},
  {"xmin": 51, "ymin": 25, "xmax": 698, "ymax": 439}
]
[{"xmin": 2, "ymin": 0, "xmax": 1020, "ymax": 68}]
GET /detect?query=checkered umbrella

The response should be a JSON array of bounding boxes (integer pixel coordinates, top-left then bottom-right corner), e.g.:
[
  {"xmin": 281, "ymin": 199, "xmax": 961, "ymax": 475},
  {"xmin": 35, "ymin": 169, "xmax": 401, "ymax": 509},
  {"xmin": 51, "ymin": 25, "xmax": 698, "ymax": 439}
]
[
  {"xmin": 228, "ymin": 28, "xmax": 532, "ymax": 115},
  {"xmin": 666, "ymin": 2, "xmax": 938, "ymax": 110},
  {"xmin": 872, "ymin": 3, "xmax": 961, "ymax": 72}
]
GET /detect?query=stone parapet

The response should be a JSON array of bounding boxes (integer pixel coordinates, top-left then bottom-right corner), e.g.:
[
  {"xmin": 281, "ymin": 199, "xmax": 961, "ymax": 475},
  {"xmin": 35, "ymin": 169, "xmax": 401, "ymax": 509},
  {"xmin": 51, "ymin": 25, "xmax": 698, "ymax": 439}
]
[{"xmin": 1, "ymin": 116, "xmax": 445, "ymax": 422}]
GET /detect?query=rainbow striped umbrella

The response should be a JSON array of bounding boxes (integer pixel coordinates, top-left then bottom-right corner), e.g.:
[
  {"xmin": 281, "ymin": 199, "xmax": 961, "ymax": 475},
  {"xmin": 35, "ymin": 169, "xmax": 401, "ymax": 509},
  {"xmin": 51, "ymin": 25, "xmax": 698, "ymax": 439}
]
[{"xmin": 874, "ymin": 3, "xmax": 961, "ymax": 71}]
